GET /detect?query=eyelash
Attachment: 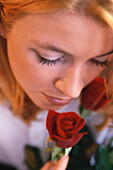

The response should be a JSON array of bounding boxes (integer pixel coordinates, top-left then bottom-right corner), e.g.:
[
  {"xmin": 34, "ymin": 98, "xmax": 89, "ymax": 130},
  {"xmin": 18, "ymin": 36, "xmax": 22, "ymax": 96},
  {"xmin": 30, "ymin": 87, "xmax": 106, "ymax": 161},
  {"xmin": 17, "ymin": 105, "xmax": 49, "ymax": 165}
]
[
  {"xmin": 36, "ymin": 53, "xmax": 64, "ymax": 66},
  {"xmin": 90, "ymin": 59, "xmax": 109, "ymax": 67},
  {"xmin": 34, "ymin": 50, "xmax": 109, "ymax": 67}
]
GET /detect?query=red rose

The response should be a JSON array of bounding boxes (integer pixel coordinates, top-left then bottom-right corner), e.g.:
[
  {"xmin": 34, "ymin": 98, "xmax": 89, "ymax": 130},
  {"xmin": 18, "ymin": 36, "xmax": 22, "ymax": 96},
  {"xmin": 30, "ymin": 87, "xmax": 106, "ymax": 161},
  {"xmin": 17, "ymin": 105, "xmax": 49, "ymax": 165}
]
[
  {"xmin": 46, "ymin": 110, "xmax": 87, "ymax": 148},
  {"xmin": 81, "ymin": 77, "xmax": 109, "ymax": 110}
]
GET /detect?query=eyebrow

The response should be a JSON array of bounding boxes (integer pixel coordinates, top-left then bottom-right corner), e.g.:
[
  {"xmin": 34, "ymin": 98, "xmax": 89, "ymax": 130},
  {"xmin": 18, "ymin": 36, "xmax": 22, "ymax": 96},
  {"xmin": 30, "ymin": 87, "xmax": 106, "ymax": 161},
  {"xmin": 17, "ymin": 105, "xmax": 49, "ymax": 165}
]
[
  {"xmin": 95, "ymin": 49, "xmax": 113, "ymax": 58},
  {"xmin": 33, "ymin": 41, "xmax": 113, "ymax": 58}
]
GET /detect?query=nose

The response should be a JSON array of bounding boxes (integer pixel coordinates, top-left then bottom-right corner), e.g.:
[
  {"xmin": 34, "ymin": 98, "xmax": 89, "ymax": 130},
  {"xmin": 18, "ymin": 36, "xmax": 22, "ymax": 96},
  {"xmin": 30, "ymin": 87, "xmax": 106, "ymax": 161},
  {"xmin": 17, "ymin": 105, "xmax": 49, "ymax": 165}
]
[{"xmin": 54, "ymin": 66, "xmax": 83, "ymax": 98}]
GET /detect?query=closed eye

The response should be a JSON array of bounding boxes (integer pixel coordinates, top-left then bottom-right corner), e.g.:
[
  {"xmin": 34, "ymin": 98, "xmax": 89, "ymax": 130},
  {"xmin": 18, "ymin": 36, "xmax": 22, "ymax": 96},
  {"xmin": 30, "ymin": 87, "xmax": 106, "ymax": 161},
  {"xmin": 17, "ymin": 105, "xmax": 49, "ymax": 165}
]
[
  {"xmin": 33, "ymin": 50, "xmax": 65, "ymax": 66},
  {"xmin": 90, "ymin": 58, "xmax": 109, "ymax": 67},
  {"xmin": 38, "ymin": 54, "xmax": 64, "ymax": 66}
]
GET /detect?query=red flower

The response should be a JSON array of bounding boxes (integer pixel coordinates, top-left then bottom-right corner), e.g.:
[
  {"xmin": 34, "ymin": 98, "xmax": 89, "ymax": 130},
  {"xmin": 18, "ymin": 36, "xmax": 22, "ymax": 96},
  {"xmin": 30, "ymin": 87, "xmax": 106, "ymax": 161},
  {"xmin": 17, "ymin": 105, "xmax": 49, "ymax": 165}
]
[
  {"xmin": 46, "ymin": 110, "xmax": 87, "ymax": 148},
  {"xmin": 81, "ymin": 77, "xmax": 109, "ymax": 110}
]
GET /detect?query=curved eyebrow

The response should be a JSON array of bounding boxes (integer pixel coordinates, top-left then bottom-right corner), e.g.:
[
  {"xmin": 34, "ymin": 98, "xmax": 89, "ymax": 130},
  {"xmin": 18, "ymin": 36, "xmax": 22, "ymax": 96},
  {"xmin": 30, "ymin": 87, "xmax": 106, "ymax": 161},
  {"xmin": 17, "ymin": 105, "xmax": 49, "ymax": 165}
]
[
  {"xmin": 32, "ymin": 41, "xmax": 113, "ymax": 58},
  {"xmin": 94, "ymin": 49, "xmax": 113, "ymax": 58}
]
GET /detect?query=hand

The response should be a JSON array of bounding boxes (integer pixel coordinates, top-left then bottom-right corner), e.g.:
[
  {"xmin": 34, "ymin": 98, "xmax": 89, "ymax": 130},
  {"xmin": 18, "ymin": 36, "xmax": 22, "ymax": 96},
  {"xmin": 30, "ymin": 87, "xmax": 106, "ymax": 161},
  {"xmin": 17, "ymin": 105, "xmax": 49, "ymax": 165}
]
[{"xmin": 40, "ymin": 156, "xmax": 69, "ymax": 170}]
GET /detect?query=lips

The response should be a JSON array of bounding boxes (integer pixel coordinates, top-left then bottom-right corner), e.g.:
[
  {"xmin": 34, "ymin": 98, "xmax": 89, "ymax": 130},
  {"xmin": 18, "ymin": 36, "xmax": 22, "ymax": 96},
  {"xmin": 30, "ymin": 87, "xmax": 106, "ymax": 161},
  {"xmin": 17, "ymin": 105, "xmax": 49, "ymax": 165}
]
[{"xmin": 44, "ymin": 93, "xmax": 72, "ymax": 106}]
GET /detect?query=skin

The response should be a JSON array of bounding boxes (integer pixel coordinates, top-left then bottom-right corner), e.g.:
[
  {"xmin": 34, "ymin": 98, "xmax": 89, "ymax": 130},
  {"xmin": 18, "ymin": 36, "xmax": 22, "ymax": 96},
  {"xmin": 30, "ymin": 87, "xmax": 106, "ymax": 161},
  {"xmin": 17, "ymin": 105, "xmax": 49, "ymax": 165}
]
[
  {"xmin": 40, "ymin": 155, "xmax": 69, "ymax": 170},
  {"xmin": 2, "ymin": 10, "xmax": 113, "ymax": 111}
]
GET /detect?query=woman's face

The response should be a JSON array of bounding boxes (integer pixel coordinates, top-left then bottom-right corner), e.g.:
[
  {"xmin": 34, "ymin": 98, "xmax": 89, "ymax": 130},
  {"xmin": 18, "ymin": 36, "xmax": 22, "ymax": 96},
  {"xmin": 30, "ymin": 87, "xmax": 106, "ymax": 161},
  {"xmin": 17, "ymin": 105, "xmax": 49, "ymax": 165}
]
[{"xmin": 5, "ymin": 11, "xmax": 113, "ymax": 110}]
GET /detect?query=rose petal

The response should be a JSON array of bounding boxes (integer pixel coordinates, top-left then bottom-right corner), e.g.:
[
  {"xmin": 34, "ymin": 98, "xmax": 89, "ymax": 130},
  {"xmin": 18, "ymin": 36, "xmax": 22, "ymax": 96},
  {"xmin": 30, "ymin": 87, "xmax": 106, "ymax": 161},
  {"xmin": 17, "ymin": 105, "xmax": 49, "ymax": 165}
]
[
  {"xmin": 58, "ymin": 112, "xmax": 85, "ymax": 132},
  {"xmin": 59, "ymin": 112, "xmax": 82, "ymax": 129},
  {"xmin": 59, "ymin": 112, "xmax": 80, "ymax": 120},
  {"xmin": 61, "ymin": 119, "xmax": 73, "ymax": 126},
  {"xmin": 53, "ymin": 132, "xmax": 87, "ymax": 148},
  {"xmin": 60, "ymin": 121, "xmax": 74, "ymax": 131},
  {"xmin": 46, "ymin": 110, "xmax": 59, "ymax": 140},
  {"xmin": 57, "ymin": 114, "xmax": 74, "ymax": 137},
  {"xmin": 81, "ymin": 77, "xmax": 109, "ymax": 110},
  {"xmin": 72, "ymin": 117, "xmax": 85, "ymax": 132},
  {"xmin": 58, "ymin": 114, "xmax": 74, "ymax": 131},
  {"xmin": 57, "ymin": 116, "xmax": 67, "ymax": 138}
]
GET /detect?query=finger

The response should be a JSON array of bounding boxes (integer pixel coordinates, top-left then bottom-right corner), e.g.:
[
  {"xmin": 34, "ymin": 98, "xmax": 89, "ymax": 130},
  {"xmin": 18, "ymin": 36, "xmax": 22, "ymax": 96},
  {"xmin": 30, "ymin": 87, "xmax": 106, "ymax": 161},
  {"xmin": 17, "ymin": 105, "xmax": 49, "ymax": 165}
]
[
  {"xmin": 54, "ymin": 156, "xmax": 69, "ymax": 170},
  {"xmin": 40, "ymin": 161, "xmax": 53, "ymax": 170}
]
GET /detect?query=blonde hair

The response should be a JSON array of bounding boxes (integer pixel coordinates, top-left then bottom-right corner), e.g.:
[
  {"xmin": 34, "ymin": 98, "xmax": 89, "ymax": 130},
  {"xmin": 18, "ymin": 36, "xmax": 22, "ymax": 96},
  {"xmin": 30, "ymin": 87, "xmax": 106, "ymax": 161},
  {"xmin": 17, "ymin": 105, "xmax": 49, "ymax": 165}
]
[{"xmin": 0, "ymin": 0, "xmax": 113, "ymax": 123}]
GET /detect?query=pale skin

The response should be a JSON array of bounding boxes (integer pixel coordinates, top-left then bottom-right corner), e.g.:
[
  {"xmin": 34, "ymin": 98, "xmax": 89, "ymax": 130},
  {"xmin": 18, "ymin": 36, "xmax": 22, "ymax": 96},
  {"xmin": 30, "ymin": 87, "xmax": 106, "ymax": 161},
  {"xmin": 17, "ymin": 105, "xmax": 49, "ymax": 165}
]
[{"xmin": 0, "ymin": 10, "xmax": 113, "ymax": 169}]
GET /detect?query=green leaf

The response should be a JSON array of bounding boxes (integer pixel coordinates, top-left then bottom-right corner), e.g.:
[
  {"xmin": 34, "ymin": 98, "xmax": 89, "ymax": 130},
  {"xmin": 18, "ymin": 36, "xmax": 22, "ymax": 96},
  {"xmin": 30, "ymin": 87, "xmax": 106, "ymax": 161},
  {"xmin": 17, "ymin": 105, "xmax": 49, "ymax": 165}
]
[
  {"xmin": 107, "ymin": 138, "xmax": 113, "ymax": 149},
  {"xmin": 95, "ymin": 145, "xmax": 112, "ymax": 170},
  {"xmin": 79, "ymin": 105, "xmax": 89, "ymax": 118},
  {"xmin": 109, "ymin": 150, "xmax": 113, "ymax": 164}
]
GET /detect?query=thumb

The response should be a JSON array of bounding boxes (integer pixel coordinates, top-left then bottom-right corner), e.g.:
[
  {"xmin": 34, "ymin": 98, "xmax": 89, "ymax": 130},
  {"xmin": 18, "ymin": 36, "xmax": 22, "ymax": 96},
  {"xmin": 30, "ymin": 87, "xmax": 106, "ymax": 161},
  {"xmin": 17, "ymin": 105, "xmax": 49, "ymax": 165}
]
[
  {"xmin": 54, "ymin": 156, "xmax": 69, "ymax": 170},
  {"xmin": 40, "ymin": 161, "xmax": 53, "ymax": 170}
]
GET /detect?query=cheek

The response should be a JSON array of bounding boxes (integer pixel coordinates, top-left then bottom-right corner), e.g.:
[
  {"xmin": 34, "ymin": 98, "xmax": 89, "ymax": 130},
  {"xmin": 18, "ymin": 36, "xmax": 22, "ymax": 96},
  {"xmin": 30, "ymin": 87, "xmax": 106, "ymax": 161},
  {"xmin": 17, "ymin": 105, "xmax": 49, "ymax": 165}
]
[
  {"xmin": 83, "ymin": 65, "xmax": 104, "ymax": 87},
  {"xmin": 7, "ymin": 39, "xmax": 58, "ymax": 91}
]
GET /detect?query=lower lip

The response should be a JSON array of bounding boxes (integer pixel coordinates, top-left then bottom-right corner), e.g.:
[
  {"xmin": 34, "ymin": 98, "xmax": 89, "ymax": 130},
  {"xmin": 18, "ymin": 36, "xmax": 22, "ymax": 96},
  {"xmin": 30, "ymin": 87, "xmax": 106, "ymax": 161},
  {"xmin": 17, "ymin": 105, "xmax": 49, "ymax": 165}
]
[{"xmin": 44, "ymin": 94, "xmax": 72, "ymax": 106}]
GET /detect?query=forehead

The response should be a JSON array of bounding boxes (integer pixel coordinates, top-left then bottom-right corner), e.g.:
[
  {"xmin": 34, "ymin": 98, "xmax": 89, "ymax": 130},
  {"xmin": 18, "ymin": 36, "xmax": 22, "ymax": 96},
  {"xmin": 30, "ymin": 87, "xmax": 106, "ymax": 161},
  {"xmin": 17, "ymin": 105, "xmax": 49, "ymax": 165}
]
[{"xmin": 10, "ymin": 11, "xmax": 113, "ymax": 57}]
